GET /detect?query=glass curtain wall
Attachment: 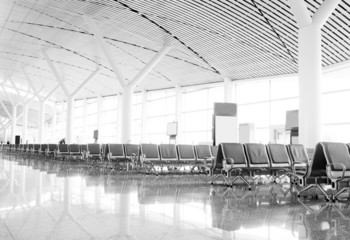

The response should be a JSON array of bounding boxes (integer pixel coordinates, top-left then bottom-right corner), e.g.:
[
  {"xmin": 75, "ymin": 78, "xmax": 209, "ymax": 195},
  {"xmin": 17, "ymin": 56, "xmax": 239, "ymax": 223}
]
[
  {"xmin": 145, "ymin": 89, "xmax": 176, "ymax": 144},
  {"xmin": 100, "ymin": 96, "xmax": 118, "ymax": 143},
  {"xmin": 322, "ymin": 67, "xmax": 350, "ymax": 142},
  {"xmin": 43, "ymin": 65, "xmax": 350, "ymax": 145},
  {"xmin": 181, "ymin": 85, "xmax": 224, "ymax": 144},
  {"xmin": 236, "ymin": 76, "xmax": 299, "ymax": 143}
]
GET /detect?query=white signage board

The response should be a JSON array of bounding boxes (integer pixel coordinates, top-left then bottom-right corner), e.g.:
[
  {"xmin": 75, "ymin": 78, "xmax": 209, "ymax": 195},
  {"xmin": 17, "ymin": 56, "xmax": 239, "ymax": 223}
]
[{"xmin": 215, "ymin": 116, "xmax": 237, "ymax": 144}]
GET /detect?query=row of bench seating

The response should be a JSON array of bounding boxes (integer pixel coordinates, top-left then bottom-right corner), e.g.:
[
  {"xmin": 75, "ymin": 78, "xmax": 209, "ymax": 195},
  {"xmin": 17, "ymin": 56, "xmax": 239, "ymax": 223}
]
[
  {"xmin": 3, "ymin": 141, "xmax": 350, "ymax": 202},
  {"xmin": 209, "ymin": 143, "xmax": 308, "ymax": 190},
  {"xmin": 211, "ymin": 142, "xmax": 350, "ymax": 202}
]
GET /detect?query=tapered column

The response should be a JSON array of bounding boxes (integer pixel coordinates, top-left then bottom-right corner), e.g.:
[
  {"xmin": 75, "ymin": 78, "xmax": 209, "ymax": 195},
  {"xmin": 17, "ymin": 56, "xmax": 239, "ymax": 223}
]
[
  {"xmin": 97, "ymin": 96, "xmax": 102, "ymax": 141},
  {"xmin": 289, "ymin": 0, "xmax": 341, "ymax": 148},
  {"xmin": 22, "ymin": 104, "xmax": 29, "ymax": 143},
  {"xmin": 122, "ymin": 86, "xmax": 133, "ymax": 143},
  {"xmin": 117, "ymin": 94, "xmax": 123, "ymax": 142},
  {"xmin": 11, "ymin": 105, "xmax": 17, "ymax": 144},
  {"xmin": 38, "ymin": 101, "xmax": 45, "ymax": 143},
  {"xmin": 298, "ymin": 26, "xmax": 322, "ymax": 148},
  {"xmin": 66, "ymin": 96, "xmax": 74, "ymax": 144},
  {"xmin": 82, "ymin": 98, "xmax": 87, "ymax": 143},
  {"xmin": 175, "ymin": 85, "xmax": 182, "ymax": 142},
  {"xmin": 51, "ymin": 106, "xmax": 57, "ymax": 142},
  {"xmin": 141, "ymin": 90, "xmax": 148, "ymax": 142}
]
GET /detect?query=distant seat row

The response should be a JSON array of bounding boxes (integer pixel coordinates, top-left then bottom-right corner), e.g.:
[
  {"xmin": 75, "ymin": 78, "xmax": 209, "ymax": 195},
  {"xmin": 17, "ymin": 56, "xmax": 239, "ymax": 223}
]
[{"xmin": 1, "ymin": 143, "xmax": 219, "ymax": 173}]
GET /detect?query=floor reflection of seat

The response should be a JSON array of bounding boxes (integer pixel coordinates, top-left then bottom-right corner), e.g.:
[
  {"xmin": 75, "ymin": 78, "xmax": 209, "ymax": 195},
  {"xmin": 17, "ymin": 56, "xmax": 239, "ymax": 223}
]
[
  {"xmin": 47, "ymin": 162, "xmax": 58, "ymax": 175},
  {"xmin": 292, "ymin": 201, "xmax": 348, "ymax": 240},
  {"xmin": 210, "ymin": 193, "xmax": 249, "ymax": 232},
  {"xmin": 267, "ymin": 206, "xmax": 290, "ymax": 227},
  {"xmin": 243, "ymin": 207, "xmax": 270, "ymax": 229},
  {"xmin": 137, "ymin": 181, "xmax": 211, "ymax": 206},
  {"xmin": 138, "ymin": 185, "xmax": 160, "ymax": 205},
  {"xmin": 176, "ymin": 184, "xmax": 207, "ymax": 204},
  {"xmin": 104, "ymin": 179, "xmax": 135, "ymax": 195},
  {"xmin": 86, "ymin": 175, "xmax": 104, "ymax": 187}
]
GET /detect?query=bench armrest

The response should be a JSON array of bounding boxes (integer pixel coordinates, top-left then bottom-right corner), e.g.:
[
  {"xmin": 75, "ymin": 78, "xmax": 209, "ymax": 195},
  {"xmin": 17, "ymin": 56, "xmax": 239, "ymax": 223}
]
[
  {"xmin": 204, "ymin": 157, "xmax": 214, "ymax": 165},
  {"xmin": 223, "ymin": 158, "xmax": 234, "ymax": 169},
  {"xmin": 326, "ymin": 163, "xmax": 346, "ymax": 181}
]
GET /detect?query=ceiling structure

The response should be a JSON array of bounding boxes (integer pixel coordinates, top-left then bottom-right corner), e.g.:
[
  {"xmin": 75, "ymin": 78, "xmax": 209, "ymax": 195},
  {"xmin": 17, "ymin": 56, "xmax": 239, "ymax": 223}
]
[{"xmin": 0, "ymin": 0, "xmax": 349, "ymax": 108}]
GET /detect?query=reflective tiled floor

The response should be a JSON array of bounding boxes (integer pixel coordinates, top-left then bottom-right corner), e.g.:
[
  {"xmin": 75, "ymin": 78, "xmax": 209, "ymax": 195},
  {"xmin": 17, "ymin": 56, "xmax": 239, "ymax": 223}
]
[{"xmin": 1, "ymin": 153, "xmax": 350, "ymax": 240}]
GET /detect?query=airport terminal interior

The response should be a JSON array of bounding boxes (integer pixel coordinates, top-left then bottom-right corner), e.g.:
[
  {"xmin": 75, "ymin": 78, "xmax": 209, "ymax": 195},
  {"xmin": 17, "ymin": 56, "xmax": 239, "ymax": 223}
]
[{"xmin": 1, "ymin": 0, "xmax": 350, "ymax": 239}]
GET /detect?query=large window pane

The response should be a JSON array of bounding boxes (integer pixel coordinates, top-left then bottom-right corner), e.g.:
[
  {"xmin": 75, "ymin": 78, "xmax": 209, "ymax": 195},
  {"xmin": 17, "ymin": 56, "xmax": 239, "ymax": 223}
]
[
  {"xmin": 236, "ymin": 80, "xmax": 269, "ymax": 104},
  {"xmin": 323, "ymin": 92, "xmax": 350, "ymax": 124},
  {"xmin": 270, "ymin": 99, "xmax": 298, "ymax": 126},
  {"xmin": 271, "ymin": 77, "xmax": 298, "ymax": 99},
  {"xmin": 323, "ymin": 68, "xmax": 350, "ymax": 92},
  {"xmin": 323, "ymin": 124, "xmax": 350, "ymax": 142},
  {"xmin": 238, "ymin": 103, "xmax": 269, "ymax": 128},
  {"xmin": 183, "ymin": 89, "xmax": 208, "ymax": 112},
  {"xmin": 183, "ymin": 111, "xmax": 209, "ymax": 132}
]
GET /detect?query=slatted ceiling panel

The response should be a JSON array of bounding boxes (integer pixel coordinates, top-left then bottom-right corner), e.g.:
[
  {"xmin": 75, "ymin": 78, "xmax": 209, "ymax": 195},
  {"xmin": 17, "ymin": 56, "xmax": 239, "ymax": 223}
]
[
  {"xmin": 254, "ymin": 1, "xmax": 298, "ymax": 56},
  {"xmin": 320, "ymin": 1, "xmax": 350, "ymax": 66},
  {"xmin": 88, "ymin": 3, "xmax": 172, "ymax": 49},
  {"xmin": 119, "ymin": 1, "xmax": 221, "ymax": 70},
  {"xmin": 216, "ymin": 3, "xmax": 290, "ymax": 58},
  {"xmin": 0, "ymin": 1, "xmax": 13, "ymax": 28},
  {"xmin": 1, "ymin": 0, "xmax": 350, "ymax": 104},
  {"xmin": 116, "ymin": 39, "xmax": 214, "ymax": 81}
]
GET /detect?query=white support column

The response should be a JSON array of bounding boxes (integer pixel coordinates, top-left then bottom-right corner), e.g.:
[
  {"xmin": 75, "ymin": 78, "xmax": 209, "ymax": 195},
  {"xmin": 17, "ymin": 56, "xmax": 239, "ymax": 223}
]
[
  {"xmin": 38, "ymin": 101, "xmax": 45, "ymax": 143},
  {"xmin": 52, "ymin": 106, "xmax": 57, "ymax": 142},
  {"xmin": 66, "ymin": 96, "xmax": 74, "ymax": 144},
  {"xmin": 141, "ymin": 90, "xmax": 148, "ymax": 142},
  {"xmin": 288, "ymin": 0, "xmax": 341, "ymax": 148},
  {"xmin": 121, "ymin": 86, "xmax": 133, "ymax": 143},
  {"xmin": 298, "ymin": 26, "xmax": 322, "ymax": 148},
  {"xmin": 11, "ymin": 105, "xmax": 17, "ymax": 144},
  {"xmin": 224, "ymin": 77, "xmax": 233, "ymax": 103},
  {"xmin": 22, "ymin": 103, "xmax": 29, "ymax": 143},
  {"xmin": 97, "ymin": 96, "xmax": 102, "ymax": 142},
  {"xmin": 82, "ymin": 98, "xmax": 87, "ymax": 143},
  {"xmin": 175, "ymin": 85, "xmax": 182, "ymax": 142},
  {"xmin": 117, "ymin": 94, "xmax": 123, "ymax": 143},
  {"xmin": 121, "ymin": 46, "xmax": 171, "ymax": 143}
]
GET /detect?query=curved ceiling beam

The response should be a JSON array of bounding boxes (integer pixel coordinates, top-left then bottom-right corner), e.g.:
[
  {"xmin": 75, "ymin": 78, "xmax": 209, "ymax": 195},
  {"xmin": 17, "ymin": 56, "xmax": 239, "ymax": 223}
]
[
  {"xmin": 114, "ymin": 0, "xmax": 222, "ymax": 75},
  {"xmin": 251, "ymin": 0, "xmax": 296, "ymax": 64},
  {"xmin": 7, "ymin": 21, "xmax": 216, "ymax": 72}
]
